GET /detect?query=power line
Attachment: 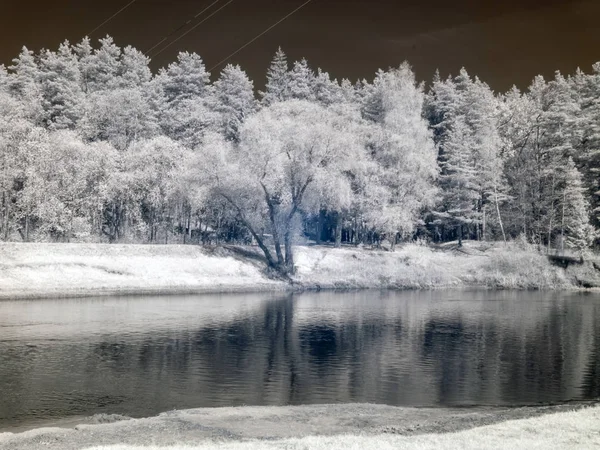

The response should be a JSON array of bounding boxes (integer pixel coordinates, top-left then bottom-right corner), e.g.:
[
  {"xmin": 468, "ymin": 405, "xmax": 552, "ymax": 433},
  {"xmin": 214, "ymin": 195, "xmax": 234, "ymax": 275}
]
[
  {"xmin": 209, "ymin": 0, "xmax": 315, "ymax": 72},
  {"xmin": 86, "ymin": 0, "xmax": 138, "ymax": 38},
  {"xmin": 144, "ymin": 0, "xmax": 223, "ymax": 56},
  {"xmin": 150, "ymin": 0, "xmax": 236, "ymax": 59}
]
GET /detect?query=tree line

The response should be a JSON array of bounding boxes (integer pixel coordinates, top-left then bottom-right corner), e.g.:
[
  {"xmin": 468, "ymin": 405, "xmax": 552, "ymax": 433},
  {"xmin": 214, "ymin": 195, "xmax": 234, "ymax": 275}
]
[{"xmin": 1, "ymin": 37, "xmax": 598, "ymax": 273}]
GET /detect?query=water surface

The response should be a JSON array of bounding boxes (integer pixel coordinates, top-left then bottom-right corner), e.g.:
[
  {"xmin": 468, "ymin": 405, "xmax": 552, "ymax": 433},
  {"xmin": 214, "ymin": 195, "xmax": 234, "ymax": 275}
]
[{"xmin": 1, "ymin": 290, "xmax": 599, "ymax": 430}]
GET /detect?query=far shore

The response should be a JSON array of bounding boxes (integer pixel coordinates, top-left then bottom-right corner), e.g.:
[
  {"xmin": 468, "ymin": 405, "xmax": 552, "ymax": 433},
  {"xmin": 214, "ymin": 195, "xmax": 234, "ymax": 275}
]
[{"xmin": 1, "ymin": 241, "xmax": 598, "ymax": 300}]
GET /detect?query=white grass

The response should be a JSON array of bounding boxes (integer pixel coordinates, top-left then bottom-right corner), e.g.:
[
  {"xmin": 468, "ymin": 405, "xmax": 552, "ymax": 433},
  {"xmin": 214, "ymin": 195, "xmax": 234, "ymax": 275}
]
[
  {"xmin": 0, "ymin": 243, "xmax": 285, "ymax": 299},
  {"xmin": 293, "ymin": 241, "xmax": 571, "ymax": 290},
  {"xmin": 84, "ymin": 405, "xmax": 600, "ymax": 450},
  {"xmin": 0, "ymin": 240, "xmax": 579, "ymax": 299}
]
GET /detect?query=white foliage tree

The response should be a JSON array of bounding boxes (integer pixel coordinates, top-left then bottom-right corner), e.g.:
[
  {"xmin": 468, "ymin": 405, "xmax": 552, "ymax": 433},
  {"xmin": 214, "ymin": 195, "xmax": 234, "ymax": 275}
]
[
  {"xmin": 361, "ymin": 64, "xmax": 438, "ymax": 247},
  {"xmin": 202, "ymin": 100, "xmax": 364, "ymax": 273}
]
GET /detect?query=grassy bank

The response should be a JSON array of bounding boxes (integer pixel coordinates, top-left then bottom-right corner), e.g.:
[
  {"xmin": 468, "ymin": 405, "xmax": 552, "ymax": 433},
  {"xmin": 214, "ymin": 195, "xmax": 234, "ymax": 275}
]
[{"xmin": 0, "ymin": 241, "xmax": 595, "ymax": 299}]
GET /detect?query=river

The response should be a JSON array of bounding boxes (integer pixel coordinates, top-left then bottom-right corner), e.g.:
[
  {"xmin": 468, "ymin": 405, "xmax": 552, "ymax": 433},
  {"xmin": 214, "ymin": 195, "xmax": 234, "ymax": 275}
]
[{"xmin": 1, "ymin": 290, "xmax": 599, "ymax": 431}]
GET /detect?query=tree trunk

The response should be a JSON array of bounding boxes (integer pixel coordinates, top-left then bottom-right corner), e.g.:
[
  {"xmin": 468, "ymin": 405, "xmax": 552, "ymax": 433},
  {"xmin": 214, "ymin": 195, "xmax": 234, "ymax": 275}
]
[
  {"xmin": 24, "ymin": 214, "xmax": 29, "ymax": 243},
  {"xmin": 561, "ymin": 189, "xmax": 566, "ymax": 255},
  {"xmin": 284, "ymin": 230, "xmax": 294, "ymax": 274},
  {"xmin": 262, "ymin": 186, "xmax": 284, "ymax": 266},
  {"xmin": 457, "ymin": 224, "xmax": 463, "ymax": 247},
  {"xmin": 3, "ymin": 191, "xmax": 9, "ymax": 241},
  {"xmin": 494, "ymin": 185, "xmax": 507, "ymax": 244},
  {"xmin": 481, "ymin": 206, "xmax": 486, "ymax": 242},
  {"xmin": 316, "ymin": 209, "xmax": 324, "ymax": 245},
  {"xmin": 335, "ymin": 212, "xmax": 342, "ymax": 248},
  {"xmin": 547, "ymin": 173, "xmax": 556, "ymax": 254},
  {"xmin": 221, "ymin": 192, "xmax": 280, "ymax": 272},
  {"xmin": 196, "ymin": 218, "xmax": 204, "ymax": 245},
  {"xmin": 187, "ymin": 209, "xmax": 192, "ymax": 242}
]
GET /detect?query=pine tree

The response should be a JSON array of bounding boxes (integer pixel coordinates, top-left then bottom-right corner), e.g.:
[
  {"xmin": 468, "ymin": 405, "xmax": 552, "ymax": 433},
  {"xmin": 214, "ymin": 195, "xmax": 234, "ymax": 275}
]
[
  {"xmin": 425, "ymin": 70, "xmax": 470, "ymax": 242},
  {"xmin": 559, "ymin": 157, "xmax": 594, "ymax": 250},
  {"xmin": 425, "ymin": 68, "xmax": 505, "ymax": 242},
  {"xmin": 260, "ymin": 47, "xmax": 289, "ymax": 106},
  {"xmin": 154, "ymin": 52, "xmax": 215, "ymax": 147},
  {"xmin": 498, "ymin": 74, "xmax": 590, "ymax": 249},
  {"xmin": 433, "ymin": 117, "xmax": 480, "ymax": 245},
  {"xmin": 159, "ymin": 51, "xmax": 211, "ymax": 104},
  {"xmin": 287, "ymin": 59, "xmax": 315, "ymax": 101},
  {"xmin": 212, "ymin": 64, "xmax": 257, "ymax": 142},
  {"xmin": 313, "ymin": 68, "xmax": 342, "ymax": 106},
  {"xmin": 9, "ymin": 47, "xmax": 40, "ymax": 96},
  {"xmin": 38, "ymin": 41, "xmax": 85, "ymax": 130},
  {"xmin": 74, "ymin": 37, "xmax": 94, "ymax": 93},
  {"xmin": 0, "ymin": 65, "xmax": 8, "ymax": 92},
  {"xmin": 425, "ymin": 70, "xmax": 460, "ymax": 149},
  {"xmin": 86, "ymin": 36, "xmax": 122, "ymax": 92},
  {"xmin": 339, "ymin": 78, "xmax": 356, "ymax": 104},
  {"xmin": 360, "ymin": 71, "xmax": 384, "ymax": 122},
  {"xmin": 119, "ymin": 45, "xmax": 152, "ymax": 88},
  {"xmin": 8, "ymin": 47, "xmax": 44, "ymax": 124},
  {"xmin": 570, "ymin": 62, "xmax": 600, "ymax": 237},
  {"xmin": 466, "ymin": 77, "xmax": 504, "ymax": 240}
]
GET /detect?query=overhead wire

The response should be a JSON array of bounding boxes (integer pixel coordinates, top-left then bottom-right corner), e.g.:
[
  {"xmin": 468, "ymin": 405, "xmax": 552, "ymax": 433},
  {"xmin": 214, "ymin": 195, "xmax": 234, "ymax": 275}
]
[
  {"xmin": 86, "ymin": 0, "xmax": 138, "ymax": 38},
  {"xmin": 150, "ymin": 0, "xmax": 236, "ymax": 58},
  {"xmin": 209, "ymin": 0, "xmax": 315, "ymax": 72},
  {"xmin": 144, "ymin": 0, "xmax": 223, "ymax": 56}
]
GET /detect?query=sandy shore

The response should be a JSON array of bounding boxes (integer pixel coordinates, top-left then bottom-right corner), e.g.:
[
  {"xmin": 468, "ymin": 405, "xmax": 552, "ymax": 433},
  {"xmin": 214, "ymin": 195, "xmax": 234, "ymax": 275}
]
[{"xmin": 1, "ymin": 403, "xmax": 598, "ymax": 450}]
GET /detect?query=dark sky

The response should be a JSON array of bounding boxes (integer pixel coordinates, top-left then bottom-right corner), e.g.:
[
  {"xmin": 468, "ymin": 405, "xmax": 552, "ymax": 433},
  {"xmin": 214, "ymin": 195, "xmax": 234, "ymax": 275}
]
[{"xmin": 1, "ymin": 0, "xmax": 599, "ymax": 91}]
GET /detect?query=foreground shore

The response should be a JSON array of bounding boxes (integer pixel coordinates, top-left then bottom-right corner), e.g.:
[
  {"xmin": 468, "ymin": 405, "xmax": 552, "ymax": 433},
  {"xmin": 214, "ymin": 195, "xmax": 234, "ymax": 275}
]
[
  {"xmin": 1, "ymin": 241, "xmax": 597, "ymax": 299},
  {"xmin": 1, "ymin": 403, "xmax": 598, "ymax": 450}
]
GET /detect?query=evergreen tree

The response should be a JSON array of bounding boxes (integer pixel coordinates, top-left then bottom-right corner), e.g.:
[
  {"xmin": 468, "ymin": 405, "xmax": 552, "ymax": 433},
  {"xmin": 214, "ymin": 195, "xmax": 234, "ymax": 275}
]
[
  {"xmin": 119, "ymin": 45, "xmax": 152, "ymax": 88},
  {"xmin": 212, "ymin": 64, "xmax": 257, "ymax": 143},
  {"xmin": 287, "ymin": 58, "xmax": 315, "ymax": 101},
  {"xmin": 154, "ymin": 52, "xmax": 214, "ymax": 147},
  {"xmin": 359, "ymin": 73, "xmax": 384, "ymax": 122},
  {"xmin": 0, "ymin": 65, "xmax": 8, "ymax": 92},
  {"xmin": 8, "ymin": 46, "xmax": 44, "ymax": 123},
  {"xmin": 313, "ymin": 68, "xmax": 342, "ymax": 106},
  {"xmin": 570, "ymin": 63, "xmax": 600, "ymax": 237},
  {"xmin": 339, "ymin": 78, "xmax": 356, "ymax": 104},
  {"xmin": 86, "ymin": 36, "xmax": 122, "ymax": 92},
  {"xmin": 466, "ymin": 77, "xmax": 505, "ymax": 240},
  {"xmin": 559, "ymin": 157, "xmax": 594, "ymax": 250},
  {"xmin": 433, "ymin": 117, "xmax": 480, "ymax": 245},
  {"xmin": 38, "ymin": 41, "xmax": 85, "ymax": 130},
  {"xmin": 74, "ymin": 37, "xmax": 94, "ymax": 93},
  {"xmin": 260, "ymin": 47, "xmax": 289, "ymax": 105},
  {"xmin": 426, "ymin": 68, "xmax": 504, "ymax": 242},
  {"xmin": 158, "ymin": 51, "xmax": 211, "ymax": 104},
  {"xmin": 499, "ymin": 74, "xmax": 587, "ymax": 249}
]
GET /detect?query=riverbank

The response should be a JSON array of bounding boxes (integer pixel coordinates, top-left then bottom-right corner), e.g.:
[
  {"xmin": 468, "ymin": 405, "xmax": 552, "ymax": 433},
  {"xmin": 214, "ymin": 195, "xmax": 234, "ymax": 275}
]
[
  {"xmin": 0, "ymin": 241, "xmax": 596, "ymax": 299},
  {"xmin": 0, "ymin": 403, "xmax": 598, "ymax": 450}
]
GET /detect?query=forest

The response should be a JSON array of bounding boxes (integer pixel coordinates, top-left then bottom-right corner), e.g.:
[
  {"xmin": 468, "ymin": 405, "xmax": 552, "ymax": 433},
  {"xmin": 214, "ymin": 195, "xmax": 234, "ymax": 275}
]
[{"xmin": 0, "ymin": 36, "xmax": 599, "ymax": 273}]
